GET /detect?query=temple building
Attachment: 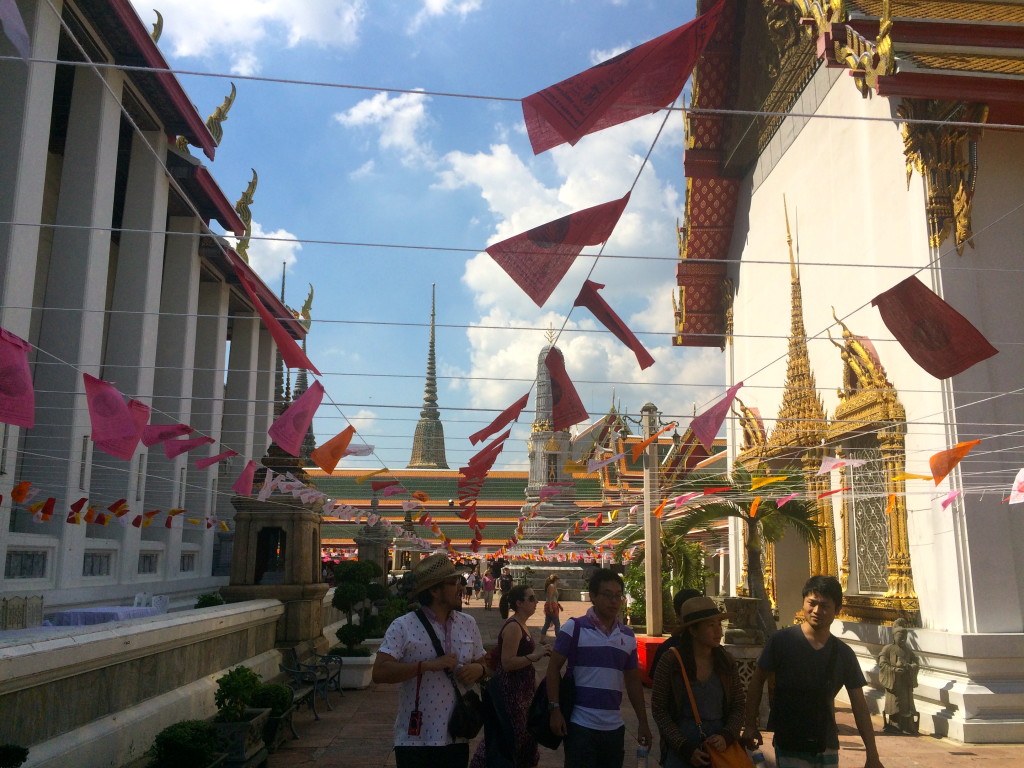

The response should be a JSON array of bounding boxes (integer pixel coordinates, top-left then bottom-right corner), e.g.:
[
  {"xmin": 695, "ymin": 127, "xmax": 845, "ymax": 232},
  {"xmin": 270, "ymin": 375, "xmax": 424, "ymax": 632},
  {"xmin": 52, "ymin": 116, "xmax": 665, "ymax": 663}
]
[
  {"xmin": 0, "ymin": 0, "xmax": 301, "ymax": 616},
  {"xmin": 673, "ymin": 0, "xmax": 1024, "ymax": 742}
]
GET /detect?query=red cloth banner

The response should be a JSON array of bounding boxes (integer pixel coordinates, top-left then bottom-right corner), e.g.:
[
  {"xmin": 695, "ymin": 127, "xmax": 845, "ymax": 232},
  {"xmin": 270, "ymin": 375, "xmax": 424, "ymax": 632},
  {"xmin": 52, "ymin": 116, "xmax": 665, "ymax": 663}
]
[
  {"xmin": 234, "ymin": 265, "xmax": 320, "ymax": 374},
  {"xmin": 486, "ymin": 193, "xmax": 630, "ymax": 307},
  {"xmin": 0, "ymin": 327, "xmax": 35, "ymax": 428},
  {"xmin": 269, "ymin": 380, "xmax": 325, "ymax": 456},
  {"xmin": 574, "ymin": 280, "xmax": 655, "ymax": 370},
  {"xmin": 142, "ymin": 423, "xmax": 194, "ymax": 447},
  {"xmin": 96, "ymin": 399, "xmax": 150, "ymax": 460},
  {"xmin": 930, "ymin": 440, "xmax": 981, "ymax": 485},
  {"xmin": 691, "ymin": 382, "xmax": 742, "ymax": 451},
  {"xmin": 371, "ymin": 479, "xmax": 399, "ymax": 492},
  {"xmin": 469, "ymin": 392, "xmax": 530, "ymax": 445},
  {"xmin": 231, "ymin": 460, "xmax": 257, "ymax": 496},
  {"xmin": 522, "ymin": 0, "xmax": 725, "ymax": 153},
  {"xmin": 464, "ymin": 428, "xmax": 512, "ymax": 476},
  {"xmin": 83, "ymin": 374, "xmax": 138, "ymax": 443},
  {"xmin": 195, "ymin": 449, "xmax": 238, "ymax": 470},
  {"xmin": 164, "ymin": 435, "xmax": 214, "ymax": 459},
  {"xmin": 312, "ymin": 425, "xmax": 356, "ymax": 474},
  {"xmin": 872, "ymin": 276, "xmax": 997, "ymax": 379},
  {"xmin": 545, "ymin": 349, "xmax": 588, "ymax": 431}
]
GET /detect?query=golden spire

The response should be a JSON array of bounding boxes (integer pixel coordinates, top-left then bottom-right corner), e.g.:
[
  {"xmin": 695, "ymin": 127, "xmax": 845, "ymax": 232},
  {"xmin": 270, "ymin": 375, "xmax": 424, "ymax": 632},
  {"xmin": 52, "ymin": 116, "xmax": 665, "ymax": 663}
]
[
  {"xmin": 408, "ymin": 285, "xmax": 449, "ymax": 469},
  {"xmin": 767, "ymin": 198, "xmax": 826, "ymax": 450},
  {"xmin": 151, "ymin": 10, "xmax": 163, "ymax": 43},
  {"xmin": 205, "ymin": 83, "xmax": 236, "ymax": 146},
  {"xmin": 234, "ymin": 168, "xmax": 257, "ymax": 262}
]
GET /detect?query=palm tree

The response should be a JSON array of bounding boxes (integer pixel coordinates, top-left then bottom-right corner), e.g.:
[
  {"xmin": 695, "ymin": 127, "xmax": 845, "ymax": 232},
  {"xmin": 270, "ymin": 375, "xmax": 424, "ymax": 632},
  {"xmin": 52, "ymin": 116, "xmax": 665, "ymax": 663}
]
[{"xmin": 617, "ymin": 464, "xmax": 821, "ymax": 639}]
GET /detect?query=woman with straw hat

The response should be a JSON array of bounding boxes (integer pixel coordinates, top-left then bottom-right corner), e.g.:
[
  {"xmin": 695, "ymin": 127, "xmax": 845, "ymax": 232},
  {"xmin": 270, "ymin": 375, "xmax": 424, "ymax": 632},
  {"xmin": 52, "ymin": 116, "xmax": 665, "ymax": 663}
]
[{"xmin": 651, "ymin": 597, "xmax": 746, "ymax": 767}]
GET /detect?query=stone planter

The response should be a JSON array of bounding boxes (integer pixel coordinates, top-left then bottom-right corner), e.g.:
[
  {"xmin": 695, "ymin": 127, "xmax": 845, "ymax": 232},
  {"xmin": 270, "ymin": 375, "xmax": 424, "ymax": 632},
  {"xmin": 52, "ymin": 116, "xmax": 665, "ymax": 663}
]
[
  {"xmin": 261, "ymin": 705, "xmax": 296, "ymax": 753},
  {"xmin": 213, "ymin": 707, "xmax": 270, "ymax": 767},
  {"xmin": 337, "ymin": 653, "xmax": 375, "ymax": 689},
  {"xmin": 364, "ymin": 637, "xmax": 384, "ymax": 653}
]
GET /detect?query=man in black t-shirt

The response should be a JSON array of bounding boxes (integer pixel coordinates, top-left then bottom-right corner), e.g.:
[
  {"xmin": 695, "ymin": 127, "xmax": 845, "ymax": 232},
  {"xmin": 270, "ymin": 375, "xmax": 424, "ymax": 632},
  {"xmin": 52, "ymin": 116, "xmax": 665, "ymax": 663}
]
[{"xmin": 741, "ymin": 576, "xmax": 884, "ymax": 768}]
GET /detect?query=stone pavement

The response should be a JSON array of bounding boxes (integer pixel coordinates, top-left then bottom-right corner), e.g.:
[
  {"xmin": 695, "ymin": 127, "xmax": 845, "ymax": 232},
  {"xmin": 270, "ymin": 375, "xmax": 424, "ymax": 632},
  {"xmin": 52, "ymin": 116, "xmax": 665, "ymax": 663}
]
[{"xmin": 271, "ymin": 598, "xmax": 1023, "ymax": 767}]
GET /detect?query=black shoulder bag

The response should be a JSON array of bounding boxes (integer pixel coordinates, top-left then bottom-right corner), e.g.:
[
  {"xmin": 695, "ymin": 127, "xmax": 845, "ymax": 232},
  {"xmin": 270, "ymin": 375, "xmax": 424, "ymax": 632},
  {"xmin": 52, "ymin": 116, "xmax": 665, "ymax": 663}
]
[
  {"xmin": 527, "ymin": 614, "xmax": 584, "ymax": 749},
  {"xmin": 414, "ymin": 609, "xmax": 484, "ymax": 739}
]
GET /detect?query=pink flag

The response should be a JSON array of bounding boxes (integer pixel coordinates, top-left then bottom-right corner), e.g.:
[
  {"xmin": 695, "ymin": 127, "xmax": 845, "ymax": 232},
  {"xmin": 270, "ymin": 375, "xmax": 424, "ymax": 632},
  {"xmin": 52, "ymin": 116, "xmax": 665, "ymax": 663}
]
[
  {"xmin": 95, "ymin": 399, "xmax": 150, "ymax": 460},
  {"xmin": 269, "ymin": 380, "xmax": 324, "ymax": 456},
  {"xmin": 234, "ymin": 266, "xmax": 321, "ymax": 375},
  {"xmin": 573, "ymin": 280, "xmax": 655, "ymax": 370},
  {"xmin": 164, "ymin": 435, "xmax": 214, "ymax": 459},
  {"xmin": 673, "ymin": 492, "xmax": 702, "ymax": 508},
  {"xmin": 691, "ymin": 382, "xmax": 743, "ymax": 452},
  {"xmin": 1008, "ymin": 468, "xmax": 1024, "ymax": 505},
  {"xmin": 469, "ymin": 392, "xmax": 530, "ymax": 445},
  {"xmin": 83, "ymin": 374, "xmax": 138, "ymax": 442},
  {"xmin": 0, "ymin": 0, "xmax": 30, "ymax": 60},
  {"xmin": 486, "ymin": 194, "xmax": 630, "ymax": 307},
  {"xmin": 0, "ymin": 327, "xmax": 35, "ymax": 428},
  {"xmin": 872, "ymin": 276, "xmax": 997, "ymax": 379},
  {"xmin": 940, "ymin": 490, "xmax": 962, "ymax": 510},
  {"xmin": 142, "ymin": 423, "xmax": 194, "ymax": 447},
  {"xmin": 522, "ymin": 0, "xmax": 726, "ymax": 153},
  {"xmin": 588, "ymin": 452, "xmax": 625, "ymax": 474},
  {"xmin": 776, "ymin": 492, "xmax": 800, "ymax": 508},
  {"xmin": 817, "ymin": 456, "xmax": 867, "ymax": 474},
  {"xmin": 232, "ymin": 460, "xmax": 257, "ymax": 496},
  {"xmin": 383, "ymin": 485, "xmax": 405, "ymax": 497},
  {"xmin": 546, "ymin": 349, "xmax": 588, "ymax": 431},
  {"xmin": 342, "ymin": 444, "xmax": 374, "ymax": 457},
  {"xmin": 195, "ymin": 449, "xmax": 238, "ymax": 470}
]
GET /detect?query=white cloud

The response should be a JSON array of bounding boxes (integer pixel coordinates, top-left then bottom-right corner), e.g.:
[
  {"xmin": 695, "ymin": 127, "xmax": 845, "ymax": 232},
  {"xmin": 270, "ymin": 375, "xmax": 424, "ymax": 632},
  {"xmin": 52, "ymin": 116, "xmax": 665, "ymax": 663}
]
[
  {"xmin": 590, "ymin": 43, "xmax": 631, "ymax": 65},
  {"xmin": 231, "ymin": 221, "xmax": 302, "ymax": 284},
  {"xmin": 349, "ymin": 159, "xmax": 376, "ymax": 180},
  {"xmin": 131, "ymin": 0, "xmax": 365, "ymax": 73},
  {"xmin": 408, "ymin": 0, "xmax": 483, "ymax": 34},
  {"xmin": 334, "ymin": 91, "xmax": 434, "ymax": 168}
]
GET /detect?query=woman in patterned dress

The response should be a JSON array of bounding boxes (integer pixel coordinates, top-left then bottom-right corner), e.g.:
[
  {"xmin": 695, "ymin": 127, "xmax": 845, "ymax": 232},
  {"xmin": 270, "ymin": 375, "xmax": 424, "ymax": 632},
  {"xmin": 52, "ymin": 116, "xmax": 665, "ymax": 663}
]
[{"xmin": 471, "ymin": 584, "xmax": 550, "ymax": 768}]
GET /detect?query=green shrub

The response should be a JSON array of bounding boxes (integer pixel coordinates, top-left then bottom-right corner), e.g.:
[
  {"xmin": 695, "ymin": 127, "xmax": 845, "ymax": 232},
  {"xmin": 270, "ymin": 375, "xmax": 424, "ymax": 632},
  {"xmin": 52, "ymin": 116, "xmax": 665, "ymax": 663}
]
[
  {"xmin": 214, "ymin": 666, "xmax": 262, "ymax": 722},
  {"xmin": 252, "ymin": 682, "xmax": 293, "ymax": 717},
  {"xmin": 329, "ymin": 644, "xmax": 373, "ymax": 657},
  {"xmin": 194, "ymin": 592, "xmax": 225, "ymax": 609},
  {"xmin": 366, "ymin": 582, "xmax": 388, "ymax": 602},
  {"xmin": 362, "ymin": 614, "xmax": 386, "ymax": 638},
  {"xmin": 331, "ymin": 581, "xmax": 368, "ymax": 615},
  {"xmin": 146, "ymin": 721, "xmax": 219, "ymax": 768},
  {"xmin": 336, "ymin": 622, "xmax": 368, "ymax": 652}
]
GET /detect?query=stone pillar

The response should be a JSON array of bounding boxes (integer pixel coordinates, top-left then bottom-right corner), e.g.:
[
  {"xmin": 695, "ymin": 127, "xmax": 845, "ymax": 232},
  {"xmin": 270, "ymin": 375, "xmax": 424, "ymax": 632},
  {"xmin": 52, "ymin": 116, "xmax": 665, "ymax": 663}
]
[
  {"xmin": 222, "ymin": 494, "xmax": 329, "ymax": 649},
  {"xmin": 221, "ymin": 314, "xmax": 260, "ymax": 461},
  {"xmin": 354, "ymin": 522, "xmax": 390, "ymax": 582},
  {"xmin": 253, "ymin": 329, "xmax": 276, "ymax": 458}
]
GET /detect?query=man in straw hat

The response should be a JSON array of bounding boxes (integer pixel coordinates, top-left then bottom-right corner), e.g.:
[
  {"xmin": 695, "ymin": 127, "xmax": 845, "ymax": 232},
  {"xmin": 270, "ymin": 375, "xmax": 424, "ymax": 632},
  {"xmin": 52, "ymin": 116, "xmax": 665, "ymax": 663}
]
[
  {"xmin": 373, "ymin": 552, "xmax": 489, "ymax": 768},
  {"xmin": 741, "ymin": 575, "xmax": 885, "ymax": 768}
]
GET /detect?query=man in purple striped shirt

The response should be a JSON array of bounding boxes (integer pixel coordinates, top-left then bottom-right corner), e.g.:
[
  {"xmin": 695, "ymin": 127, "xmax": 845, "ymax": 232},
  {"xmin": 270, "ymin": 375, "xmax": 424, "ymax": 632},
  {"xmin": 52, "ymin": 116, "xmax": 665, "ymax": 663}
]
[{"xmin": 546, "ymin": 569, "xmax": 652, "ymax": 768}]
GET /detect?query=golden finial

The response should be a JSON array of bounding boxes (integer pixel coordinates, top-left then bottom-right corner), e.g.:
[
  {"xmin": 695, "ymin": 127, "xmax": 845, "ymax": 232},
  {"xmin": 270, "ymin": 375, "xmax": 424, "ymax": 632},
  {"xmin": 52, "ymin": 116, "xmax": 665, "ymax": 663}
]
[
  {"xmin": 783, "ymin": 195, "xmax": 797, "ymax": 282},
  {"xmin": 234, "ymin": 168, "xmax": 258, "ymax": 262},
  {"xmin": 545, "ymin": 324, "xmax": 556, "ymax": 345},
  {"xmin": 205, "ymin": 83, "xmax": 236, "ymax": 146},
  {"xmin": 151, "ymin": 10, "xmax": 163, "ymax": 43},
  {"xmin": 298, "ymin": 284, "xmax": 314, "ymax": 330},
  {"xmin": 175, "ymin": 135, "xmax": 189, "ymax": 151}
]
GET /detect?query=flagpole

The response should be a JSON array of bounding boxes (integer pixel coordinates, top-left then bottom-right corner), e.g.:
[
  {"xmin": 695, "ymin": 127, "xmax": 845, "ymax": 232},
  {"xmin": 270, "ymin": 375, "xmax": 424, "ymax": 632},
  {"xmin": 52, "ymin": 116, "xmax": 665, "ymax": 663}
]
[{"xmin": 642, "ymin": 402, "xmax": 663, "ymax": 636}]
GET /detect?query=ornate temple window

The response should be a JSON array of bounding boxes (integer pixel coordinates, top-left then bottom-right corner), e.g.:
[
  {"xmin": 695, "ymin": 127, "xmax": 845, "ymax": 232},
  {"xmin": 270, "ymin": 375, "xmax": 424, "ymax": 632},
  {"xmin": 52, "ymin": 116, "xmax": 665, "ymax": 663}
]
[{"xmin": 826, "ymin": 314, "xmax": 919, "ymax": 624}]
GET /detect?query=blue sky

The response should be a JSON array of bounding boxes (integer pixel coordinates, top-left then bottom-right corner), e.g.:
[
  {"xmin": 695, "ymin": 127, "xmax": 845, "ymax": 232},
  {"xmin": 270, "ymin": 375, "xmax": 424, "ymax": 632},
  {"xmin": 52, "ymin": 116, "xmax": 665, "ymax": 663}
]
[{"xmin": 130, "ymin": 0, "xmax": 725, "ymax": 472}]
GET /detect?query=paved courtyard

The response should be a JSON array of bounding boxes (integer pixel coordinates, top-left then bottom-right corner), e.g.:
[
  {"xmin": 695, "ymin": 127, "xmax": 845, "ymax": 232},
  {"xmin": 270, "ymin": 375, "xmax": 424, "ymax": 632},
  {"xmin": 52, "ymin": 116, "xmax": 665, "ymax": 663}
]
[{"xmin": 271, "ymin": 599, "xmax": 1023, "ymax": 767}]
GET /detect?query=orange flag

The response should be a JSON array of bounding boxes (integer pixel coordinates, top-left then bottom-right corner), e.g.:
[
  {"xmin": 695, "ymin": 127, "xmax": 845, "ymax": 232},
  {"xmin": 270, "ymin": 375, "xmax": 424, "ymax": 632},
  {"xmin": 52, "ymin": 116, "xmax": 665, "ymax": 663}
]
[
  {"xmin": 929, "ymin": 440, "xmax": 981, "ymax": 485},
  {"xmin": 749, "ymin": 496, "xmax": 762, "ymax": 518},
  {"xmin": 631, "ymin": 422, "xmax": 676, "ymax": 462},
  {"xmin": 652, "ymin": 499, "xmax": 668, "ymax": 518},
  {"xmin": 885, "ymin": 494, "xmax": 896, "ymax": 515},
  {"xmin": 311, "ymin": 426, "xmax": 356, "ymax": 474}
]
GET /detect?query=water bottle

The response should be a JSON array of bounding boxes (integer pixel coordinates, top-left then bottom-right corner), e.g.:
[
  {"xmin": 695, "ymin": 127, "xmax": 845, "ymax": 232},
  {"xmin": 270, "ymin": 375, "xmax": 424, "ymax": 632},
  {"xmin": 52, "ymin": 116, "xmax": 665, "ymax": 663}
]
[
  {"xmin": 635, "ymin": 744, "xmax": 649, "ymax": 768},
  {"xmin": 750, "ymin": 749, "xmax": 767, "ymax": 766}
]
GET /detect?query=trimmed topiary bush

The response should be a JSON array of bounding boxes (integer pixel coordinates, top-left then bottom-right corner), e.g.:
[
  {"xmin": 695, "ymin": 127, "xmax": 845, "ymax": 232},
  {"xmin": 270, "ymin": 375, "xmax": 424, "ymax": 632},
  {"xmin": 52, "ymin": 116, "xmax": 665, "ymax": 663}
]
[
  {"xmin": 146, "ymin": 721, "xmax": 219, "ymax": 768},
  {"xmin": 252, "ymin": 682, "xmax": 293, "ymax": 717},
  {"xmin": 214, "ymin": 666, "xmax": 262, "ymax": 723},
  {"xmin": 194, "ymin": 592, "xmax": 225, "ymax": 609}
]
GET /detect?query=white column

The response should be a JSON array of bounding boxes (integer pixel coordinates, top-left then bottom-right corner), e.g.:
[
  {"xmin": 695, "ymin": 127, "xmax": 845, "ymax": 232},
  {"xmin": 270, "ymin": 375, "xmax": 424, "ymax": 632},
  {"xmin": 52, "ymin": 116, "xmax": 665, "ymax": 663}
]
[
  {"xmin": 253, "ymin": 329, "xmax": 276, "ymax": 457},
  {"xmin": 221, "ymin": 315, "xmax": 260, "ymax": 460},
  {"xmin": 20, "ymin": 64, "xmax": 124, "ymax": 589}
]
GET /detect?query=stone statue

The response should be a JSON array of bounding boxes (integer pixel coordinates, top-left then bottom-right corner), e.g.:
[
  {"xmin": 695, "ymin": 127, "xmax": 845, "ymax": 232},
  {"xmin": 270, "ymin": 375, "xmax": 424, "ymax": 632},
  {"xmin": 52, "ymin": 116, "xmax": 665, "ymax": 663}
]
[{"xmin": 878, "ymin": 618, "xmax": 920, "ymax": 733}]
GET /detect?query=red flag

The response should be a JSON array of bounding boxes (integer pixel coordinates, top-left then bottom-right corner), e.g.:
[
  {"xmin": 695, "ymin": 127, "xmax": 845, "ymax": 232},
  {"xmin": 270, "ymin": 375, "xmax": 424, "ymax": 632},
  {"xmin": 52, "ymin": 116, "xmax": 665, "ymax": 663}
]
[
  {"xmin": 83, "ymin": 374, "xmax": 138, "ymax": 442},
  {"xmin": 0, "ymin": 327, "xmax": 35, "ymax": 428},
  {"xmin": 164, "ymin": 435, "xmax": 214, "ymax": 459},
  {"xmin": 463, "ymin": 429, "xmax": 512, "ymax": 476},
  {"xmin": 486, "ymin": 194, "xmax": 630, "ymax": 307},
  {"xmin": 234, "ymin": 265, "xmax": 320, "ymax": 374},
  {"xmin": 195, "ymin": 449, "xmax": 238, "ymax": 470},
  {"xmin": 872, "ymin": 276, "xmax": 997, "ymax": 379},
  {"xmin": 469, "ymin": 392, "xmax": 530, "ymax": 445},
  {"xmin": 95, "ymin": 399, "xmax": 150, "ymax": 460},
  {"xmin": 142, "ymin": 423, "xmax": 194, "ymax": 447},
  {"xmin": 522, "ymin": 0, "xmax": 726, "ymax": 153},
  {"xmin": 311, "ymin": 425, "xmax": 356, "ymax": 474},
  {"xmin": 269, "ymin": 380, "xmax": 324, "ymax": 456},
  {"xmin": 232, "ymin": 460, "xmax": 257, "ymax": 496},
  {"xmin": 930, "ymin": 440, "xmax": 981, "ymax": 485},
  {"xmin": 574, "ymin": 280, "xmax": 655, "ymax": 370},
  {"xmin": 11, "ymin": 480, "xmax": 30, "ymax": 503},
  {"xmin": 691, "ymin": 382, "xmax": 742, "ymax": 452},
  {"xmin": 546, "ymin": 349, "xmax": 588, "ymax": 431},
  {"xmin": 371, "ymin": 480, "xmax": 399, "ymax": 492}
]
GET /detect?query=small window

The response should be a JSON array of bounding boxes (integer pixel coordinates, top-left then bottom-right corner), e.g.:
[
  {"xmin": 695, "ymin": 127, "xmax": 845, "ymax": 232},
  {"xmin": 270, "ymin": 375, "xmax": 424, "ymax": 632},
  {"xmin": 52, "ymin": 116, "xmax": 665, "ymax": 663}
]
[
  {"xmin": 4, "ymin": 550, "xmax": 47, "ymax": 579},
  {"xmin": 138, "ymin": 552, "xmax": 159, "ymax": 574},
  {"xmin": 83, "ymin": 551, "xmax": 112, "ymax": 577},
  {"xmin": 180, "ymin": 552, "xmax": 196, "ymax": 573}
]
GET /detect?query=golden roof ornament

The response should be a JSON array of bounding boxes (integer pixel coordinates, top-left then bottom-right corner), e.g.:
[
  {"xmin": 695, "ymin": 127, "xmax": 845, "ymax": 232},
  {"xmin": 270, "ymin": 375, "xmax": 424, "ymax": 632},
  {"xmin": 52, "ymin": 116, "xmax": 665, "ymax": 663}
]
[
  {"xmin": 151, "ymin": 9, "xmax": 163, "ymax": 43},
  {"xmin": 234, "ymin": 168, "xmax": 258, "ymax": 262},
  {"xmin": 205, "ymin": 83, "xmax": 236, "ymax": 146}
]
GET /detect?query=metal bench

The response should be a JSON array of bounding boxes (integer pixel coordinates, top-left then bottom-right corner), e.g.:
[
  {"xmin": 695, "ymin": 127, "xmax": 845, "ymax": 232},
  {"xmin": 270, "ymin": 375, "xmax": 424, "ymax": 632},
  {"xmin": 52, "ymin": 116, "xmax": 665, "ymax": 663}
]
[
  {"xmin": 278, "ymin": 663, "xmax": 320, "ymax": 724},
  {"xmin": 284, "ymin": 647, "xmax": 343, "ymax": 701}
]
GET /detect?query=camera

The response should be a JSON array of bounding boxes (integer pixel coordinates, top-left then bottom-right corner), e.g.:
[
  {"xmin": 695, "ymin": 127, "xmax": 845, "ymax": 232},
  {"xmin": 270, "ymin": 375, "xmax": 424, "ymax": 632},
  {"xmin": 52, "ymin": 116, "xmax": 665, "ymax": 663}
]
[{"xmin": 408, "ymin": 709, "xmax": 423, "ymax": 736}]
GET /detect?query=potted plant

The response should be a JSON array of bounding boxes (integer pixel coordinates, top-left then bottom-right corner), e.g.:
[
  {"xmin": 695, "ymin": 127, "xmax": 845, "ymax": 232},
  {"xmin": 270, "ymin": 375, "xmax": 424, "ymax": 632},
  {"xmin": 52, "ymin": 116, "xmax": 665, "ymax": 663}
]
[
  {"xmin": 146, "ymin": 721, "xmax": 224, "ymax": 768},
  {"xmin": 195, "ymin": 592, "xmax": 225, "ymax": 609},
  {"xmin": 212, "ymin": 666, "xmax": 271, "ymax": 765},
  {"xmin": 252, "ymin": 682, "xmax": 294, "ymax": 753},
  {"xmin": 330, "ymin": 560, "xmax": 386, "ymax": 688},
  {"xmin": 0, "ymin": 745, "xmax": 29, "ymax": 768}
]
